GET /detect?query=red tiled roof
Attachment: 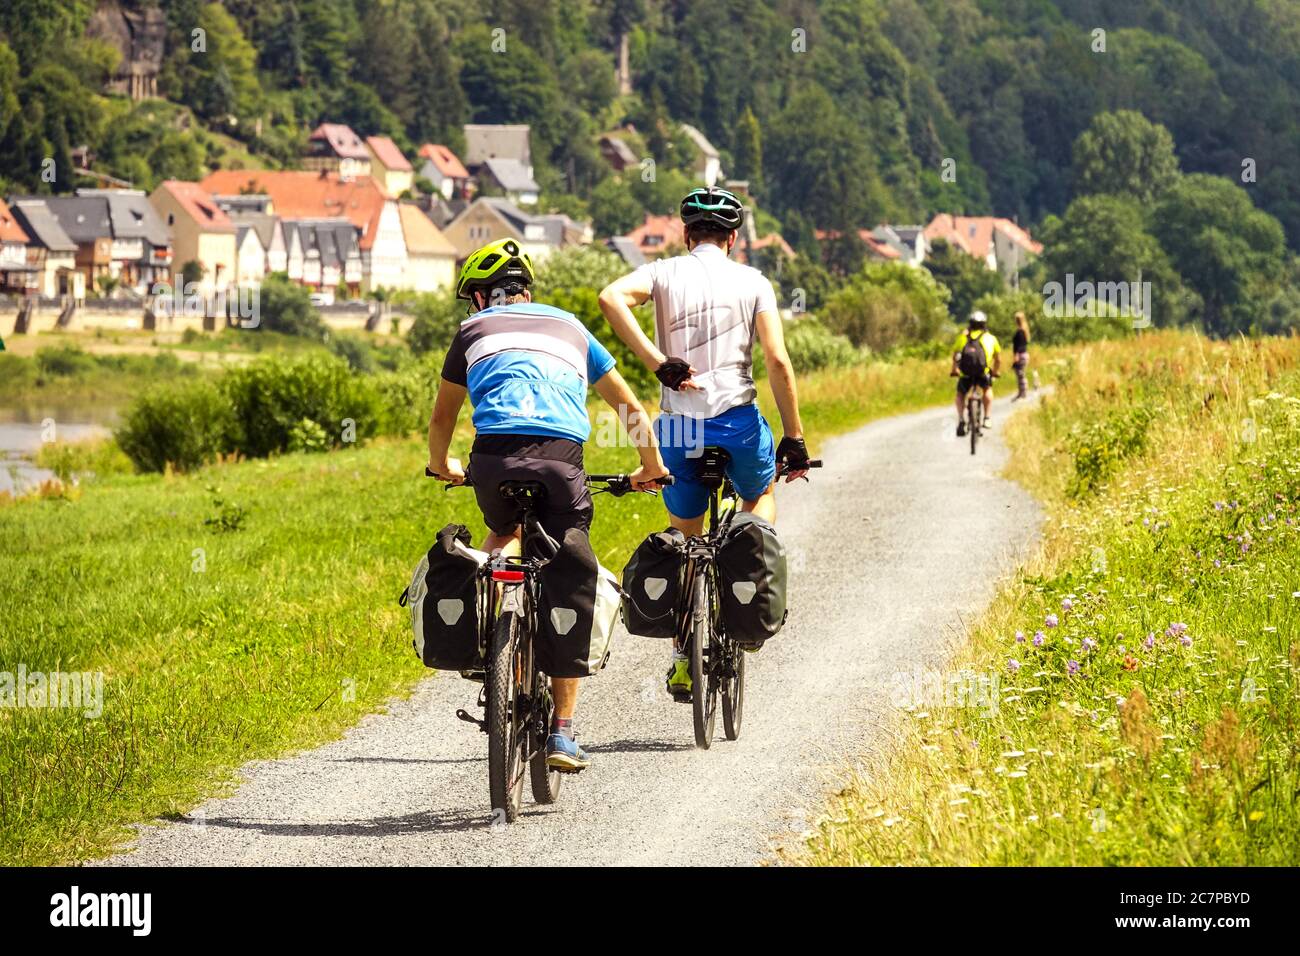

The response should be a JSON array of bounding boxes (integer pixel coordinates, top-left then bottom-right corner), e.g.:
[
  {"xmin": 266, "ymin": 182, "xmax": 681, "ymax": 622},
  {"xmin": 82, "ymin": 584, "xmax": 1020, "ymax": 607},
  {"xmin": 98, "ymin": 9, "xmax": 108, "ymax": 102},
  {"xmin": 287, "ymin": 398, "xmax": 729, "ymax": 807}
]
[
  {"xmin": 366, "ymin": 135, "xmax": 412, "ymax": 172},
  {"xmin": 310, "ymin": 123, "xmax": 371, "ymax": 161},
  {"xmin": 623, "ymin": 214, "xmax": 684, "ymax": 255},
  {"xmin": 815, "ymin": 228, "xmax": 900, "ymax": 259},
  {"xmin": 418, "ymin": 143, "xmax": 469, "ymax": 179},
  {"xmin": 200, "ymin": 170, "xmax": 387, "ymax": 249},
  {"xmin": 158, "ymin": 180, "xmax": 235, "ymax": 232},
  {"xmin": 924, "ymin": 214, "xmax": 1042, "ymax": 259},
  {"xmin": 0, "ymin": 198, "xmax": 31, "ymax": 244},
  {"xmin": 734, "ymin": 232, "xmax": 796, "ymax": 264}
]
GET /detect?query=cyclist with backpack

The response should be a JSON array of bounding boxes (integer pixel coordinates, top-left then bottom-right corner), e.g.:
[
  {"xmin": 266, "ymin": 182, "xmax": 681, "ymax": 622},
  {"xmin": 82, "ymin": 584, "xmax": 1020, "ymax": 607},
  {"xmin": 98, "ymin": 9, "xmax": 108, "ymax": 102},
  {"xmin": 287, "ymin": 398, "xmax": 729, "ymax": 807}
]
[
  {"xmin": 597, "ymin": 187, "xmax": 811, "ymax": 697},
  {"xmin": 426, "ymin": 237, "xmax": 669, "ymax": 772},
  {"xmin": 951, "ymin": 309, "xmax": 1002, "ymax": 436}
]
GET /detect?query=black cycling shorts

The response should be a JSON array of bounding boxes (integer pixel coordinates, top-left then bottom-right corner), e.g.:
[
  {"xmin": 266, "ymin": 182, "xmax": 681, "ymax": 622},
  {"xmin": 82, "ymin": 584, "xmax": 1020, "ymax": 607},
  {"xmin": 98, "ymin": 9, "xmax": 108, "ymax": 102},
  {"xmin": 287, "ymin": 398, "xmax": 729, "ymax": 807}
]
[
  {"xmin": 467, "ymin": 434, "xmax": 593, "ymax": 541},
  {"xmin": 957, "ymin": 373, "xmax": 993, "ymax": 395}
]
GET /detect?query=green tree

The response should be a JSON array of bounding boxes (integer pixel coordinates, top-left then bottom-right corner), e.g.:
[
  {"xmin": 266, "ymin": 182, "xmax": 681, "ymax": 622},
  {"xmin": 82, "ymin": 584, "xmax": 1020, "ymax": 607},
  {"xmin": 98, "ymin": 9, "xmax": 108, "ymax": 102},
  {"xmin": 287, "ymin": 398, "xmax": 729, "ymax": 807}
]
[
  {"xmin": 923, "ymin": 239, "xmax": 1003, "ymax": 321},
  {"xmin": 823, "ymin": 261, "xmax": 950, "ymax": 352},
  {"xmin": 1072, "ymin": 110, "xmax": 1180, "ymax": 204},
  {"xmin": 732, "ymin": 106, "xmax": 763, "ymax": 196}
]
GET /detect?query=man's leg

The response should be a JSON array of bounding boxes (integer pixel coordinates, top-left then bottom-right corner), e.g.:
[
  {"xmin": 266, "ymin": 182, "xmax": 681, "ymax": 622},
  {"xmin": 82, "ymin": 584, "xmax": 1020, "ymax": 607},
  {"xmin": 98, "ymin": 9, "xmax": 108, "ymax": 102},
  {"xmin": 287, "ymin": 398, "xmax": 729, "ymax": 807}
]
[
  {"xmin": 482, "ymin": 527, "xmax": 521, "ymax": 556},
  {"xmin": 984, "ymin": 383, "xmax": 994, "ymax": 419},
  {"xmin": 552, "ymin": 677, "xmax": 579, "ymax": 720},
  {"xmin": 669, "ymin": 512, "xmax": 707, "ymax": 537},
  {"xmin": 741, "ymin": 482, "xmax": 777, "ymax": 523}
]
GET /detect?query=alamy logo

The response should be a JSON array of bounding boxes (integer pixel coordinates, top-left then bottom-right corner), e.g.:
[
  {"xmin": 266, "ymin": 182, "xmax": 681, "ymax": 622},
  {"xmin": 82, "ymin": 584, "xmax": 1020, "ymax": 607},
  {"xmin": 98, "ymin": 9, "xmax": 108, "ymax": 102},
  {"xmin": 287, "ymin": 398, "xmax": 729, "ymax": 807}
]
[
  {"xmin": 1042, "ymin": 274, "xmax": 1152, "ymax": 328},
  {"xmin": 50, "ymin": 886, "xmax": 151, "ymax": 936},
  {"xmin": 1, "ymin": 667, "xmax": 103, "ymax": 718}
]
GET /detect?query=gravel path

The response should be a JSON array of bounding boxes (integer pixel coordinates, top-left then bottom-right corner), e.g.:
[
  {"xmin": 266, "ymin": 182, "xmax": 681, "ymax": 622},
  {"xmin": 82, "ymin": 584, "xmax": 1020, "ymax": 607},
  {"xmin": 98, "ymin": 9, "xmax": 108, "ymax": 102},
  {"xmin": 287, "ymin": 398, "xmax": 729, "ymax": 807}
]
[{"xmin": 102, "ymin": 396, "xmax": 1043, "ymax": 866}]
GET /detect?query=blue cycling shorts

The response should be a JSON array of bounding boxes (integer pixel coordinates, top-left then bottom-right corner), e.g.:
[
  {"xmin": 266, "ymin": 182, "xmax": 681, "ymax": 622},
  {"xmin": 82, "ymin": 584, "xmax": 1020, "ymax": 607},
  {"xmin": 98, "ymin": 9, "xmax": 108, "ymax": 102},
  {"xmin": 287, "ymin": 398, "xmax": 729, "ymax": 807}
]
[{"xmin": 654, "ymin": 402, "xmax": 776, "ymax": 519}]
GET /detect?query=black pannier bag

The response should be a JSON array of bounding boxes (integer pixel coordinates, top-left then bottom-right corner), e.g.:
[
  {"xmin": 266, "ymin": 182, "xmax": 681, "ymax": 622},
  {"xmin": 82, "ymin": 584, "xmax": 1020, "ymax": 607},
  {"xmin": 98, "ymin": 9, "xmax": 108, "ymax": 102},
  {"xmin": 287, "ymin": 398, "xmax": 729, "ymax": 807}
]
[
  {"xmin": 621, "ymin": 528, "xmax": 687, "ymax": 638},
  {"xmin": 535, "ymin": 528, "xmax": 620, "ymax": 678},
  {"xmin": 399, "ymin": 523, "xmax": 488, "ymax": 670},
  {"xmin": 716, "ymin": 512, "xmax": 788, "ymax": 647}
]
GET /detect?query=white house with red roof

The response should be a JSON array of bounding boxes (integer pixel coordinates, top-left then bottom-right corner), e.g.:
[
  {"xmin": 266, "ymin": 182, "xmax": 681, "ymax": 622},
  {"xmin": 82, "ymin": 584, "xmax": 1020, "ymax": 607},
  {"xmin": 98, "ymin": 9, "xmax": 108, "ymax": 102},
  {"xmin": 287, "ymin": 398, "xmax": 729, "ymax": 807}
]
[
  {"xmin": 417, "ymin": 144, "xmax": 470, "ymax": 200},
  {"xmin": 365, "ymin": 135, "xmax": 413, "ymax": 197},
  {"xmin": 304, "ymin": 123, "xmax": 373, "ymax": 179},
  {"xmin": 149, "ymin": 180, "xmax": 237, "ymax": 294},
  {"xmin": 924, "ymin": 214, "xmax": 1042, "ymax": 280}
]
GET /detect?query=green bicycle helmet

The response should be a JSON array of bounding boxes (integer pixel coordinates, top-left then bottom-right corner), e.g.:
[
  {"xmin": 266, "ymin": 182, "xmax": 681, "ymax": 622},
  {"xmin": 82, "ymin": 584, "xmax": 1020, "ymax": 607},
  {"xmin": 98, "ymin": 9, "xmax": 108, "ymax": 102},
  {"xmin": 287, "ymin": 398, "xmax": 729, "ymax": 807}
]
[
  {"xmin": 679, "ymin": 187, "xmax": 746, "ymax": 231},
  {"xmin": 456, "ymin": 237, "xmax": 535, "ymax": 301}
]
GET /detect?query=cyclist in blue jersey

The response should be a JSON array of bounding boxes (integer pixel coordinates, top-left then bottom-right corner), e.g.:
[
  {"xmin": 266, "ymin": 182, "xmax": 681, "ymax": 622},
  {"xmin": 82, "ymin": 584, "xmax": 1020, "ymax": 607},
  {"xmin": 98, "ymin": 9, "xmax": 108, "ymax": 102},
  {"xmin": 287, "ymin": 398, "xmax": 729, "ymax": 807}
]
[{"xmin": 427, "ymin": 238, "xmax": 668, "ymax": 772}]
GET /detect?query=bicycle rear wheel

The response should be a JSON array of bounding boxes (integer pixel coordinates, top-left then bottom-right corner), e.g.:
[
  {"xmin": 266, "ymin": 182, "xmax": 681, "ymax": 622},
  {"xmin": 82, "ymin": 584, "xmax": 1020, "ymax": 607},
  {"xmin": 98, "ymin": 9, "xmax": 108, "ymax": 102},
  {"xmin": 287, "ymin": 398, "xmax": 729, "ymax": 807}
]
[
  {"xmin": 528, "ymin": 671, "xmax": 562, "ymax": 805},
  {"xmin": 690, "ymin": 571, "xmax": 717, "ymax": 749},
  {"xmin": 487, "ymin": 612, "xmax": 527, "ymax": 823},
  {"xmin": 721, "ymin": 641, "xmax": 745, "ymax": 740},
  {"xmin": 968, "ymin": 395, "xmax": 981, "ymax": 455}
]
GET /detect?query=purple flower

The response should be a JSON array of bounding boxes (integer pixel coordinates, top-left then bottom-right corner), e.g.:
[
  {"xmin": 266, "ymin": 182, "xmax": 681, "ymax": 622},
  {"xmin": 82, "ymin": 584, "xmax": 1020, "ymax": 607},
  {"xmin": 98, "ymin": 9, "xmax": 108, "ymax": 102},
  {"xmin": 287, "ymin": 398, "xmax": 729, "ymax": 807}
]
[
  {"xmin": 1062, "ymin": 598, "xmax": 1074, "ymax": 613},
  {"xmin": 1067, "ymin": 660, "xmax": 1081, "ymax": 676},
  {"xmin": 1214, "ymin": 559, "xmax": 1222, "ymax": 568},
  {"xmin": 1144, "ymin": 633, "xmax": 1155, "ymax": 650},
  {"xmin": 1033, "ymin": 631, "xmax": 1046, "ymax": 647},
  {"xmin": 1081, "ymin": 637, "xmax": 1097, "ymax": 654},
  {"xmin": 1241, "ymin": 541, "xmax": 1251, "ymax": 553},
  {"xmin": 1214, "ymin": 501, "xmax": 1225, "ymax": 512},
  {"xmin": 1166, "ymin": 622, "xmax": 1188, "ymax": 639},
  {"xmin": 1045, "ymin": 614, "xmax": 1059, "ymax": 628},
  {"xmin": 1015, "ymin": 630, "xmax": 1026, "ymax": 644},
  {"xmin": 1179, "ymin": 634, "xmax": 1193, "ymax": 648},
  {"xmin": 1008, "ymin": 659, "xmax": 1021, "ymax": 673}
]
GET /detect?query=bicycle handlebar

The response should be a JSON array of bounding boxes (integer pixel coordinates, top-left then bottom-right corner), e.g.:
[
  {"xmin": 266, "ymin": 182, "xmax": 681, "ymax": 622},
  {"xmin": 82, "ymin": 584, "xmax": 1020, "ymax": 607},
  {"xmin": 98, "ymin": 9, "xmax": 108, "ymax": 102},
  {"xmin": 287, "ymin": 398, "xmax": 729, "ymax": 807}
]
[{"xmin": 424, "ymin": 466, "xmax": 674, "ymax": 496}]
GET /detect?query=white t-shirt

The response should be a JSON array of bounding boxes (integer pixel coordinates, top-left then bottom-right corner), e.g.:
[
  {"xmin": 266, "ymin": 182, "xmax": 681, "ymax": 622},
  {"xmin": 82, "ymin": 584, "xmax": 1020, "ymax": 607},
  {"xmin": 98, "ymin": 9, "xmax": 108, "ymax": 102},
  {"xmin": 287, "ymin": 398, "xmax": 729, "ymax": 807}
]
[{"xmin": 632, "ymin": 242, "xmax": 779, "ymax": 419}]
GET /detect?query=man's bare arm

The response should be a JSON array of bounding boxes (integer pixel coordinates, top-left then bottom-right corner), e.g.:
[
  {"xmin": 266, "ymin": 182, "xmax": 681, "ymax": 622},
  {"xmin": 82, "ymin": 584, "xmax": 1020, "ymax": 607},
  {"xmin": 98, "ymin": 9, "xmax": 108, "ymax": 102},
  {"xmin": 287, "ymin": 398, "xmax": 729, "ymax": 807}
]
[
  {"xmin": 597, "ymin": 272, "xmax": 665, "ymax": 371},
  {"xmin": 593, "ymin": 369, "xmax": 668, "ymax": 488},
  {"xmin": 427, "ymin": 379, "xmax": 468, "ymax": 481}
]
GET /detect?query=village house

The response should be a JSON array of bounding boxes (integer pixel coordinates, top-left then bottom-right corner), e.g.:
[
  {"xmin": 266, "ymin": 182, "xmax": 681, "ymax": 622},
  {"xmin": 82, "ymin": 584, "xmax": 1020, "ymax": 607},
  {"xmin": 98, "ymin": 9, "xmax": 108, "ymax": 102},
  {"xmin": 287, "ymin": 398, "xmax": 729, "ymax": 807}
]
[
  {"xmin": 6, "ymin": 200, "xmax": 80, "ymax": 298},
  {"xmin": 815, "ymin": 227, "xmax": 903, "ymax": 263},
  {"xmin": 281, "ymin": 220, "xmax": 363, "ymax": 298},
  {"xmin": 398, "ymin": 204, "xmax": 457, "ymax": 293},
  {"xmin": 213, "ymin": 195, "xmax": 289, "ymax": 276},
  {"xmin": 442, "ymin": 197, "xmax": 584, "ymax": 263},
  {"xmin": 91, "ymin": 189, "xmax": 171, "ymax": 289},
  {"xmin": 0, "ymin": 198, "xmax": 32, "ymax": 293},
  {"xmin": 622, "ymin": 213, "xmax": 685, "ymax": 260},
  {"xmin": 599, "ymin": 134, "xmax": 640, "ymax": 173},
  {"xmin": 924, "ymin": 214, "xmax": 1042, "ymax": 280},
  {"xmin": 149, "ymin": 180, "xmax": 238, "ymax": 294},
  {"xmin": 680, "ymin": 124, "xmax": 723, "ymax": 186},
  {"xmin": 365, "ymin": 135, "xmax": 414, "ymax": 197},
  {"xmin": 201, "ymin": 170, "xmax": 407, "ymax": 292},
  {"xmin": 463, "ymin": 125, "xmax": 539, "ymax": 205},
  {"xmin": 303, "ymin": 124, "xmax": 372, "ymax": 179},
  {"xmin": 13, "ymin": 193, "xmax": 162, "ymax": 294},
  {"xmin": 417, "ymin": 144, "xmax": 471, "ymax": 201},
  {"xmin": 872, "ymin": 225, "xmax": 930, "ymax": 266}
]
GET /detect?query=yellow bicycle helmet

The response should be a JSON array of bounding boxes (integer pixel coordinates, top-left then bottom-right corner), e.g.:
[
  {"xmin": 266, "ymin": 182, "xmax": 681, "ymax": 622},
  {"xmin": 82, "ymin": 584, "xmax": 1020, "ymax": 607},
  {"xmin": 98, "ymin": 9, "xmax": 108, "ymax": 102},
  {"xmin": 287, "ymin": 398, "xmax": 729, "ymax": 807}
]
[{"xmin": 456, "ymin": 237, "xmax": 535, "ymax": 301}]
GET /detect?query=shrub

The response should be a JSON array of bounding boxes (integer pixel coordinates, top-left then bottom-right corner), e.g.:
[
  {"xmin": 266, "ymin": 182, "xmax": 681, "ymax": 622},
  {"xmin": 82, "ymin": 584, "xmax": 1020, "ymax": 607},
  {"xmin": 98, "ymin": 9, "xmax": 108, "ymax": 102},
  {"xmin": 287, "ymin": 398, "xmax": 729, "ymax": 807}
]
[
  {"xmin": 406, "ymin": 290, "xmax": 462, "ymax": 356},
  {"xmin": 116, "ymin": 380, "xmax": 237, "ymax": 473},
  {"xmin": 373, "ymin": 363, "xmax": 440, "ymax": 436},
  {"xmin": 823, "ymin": 262, "xmax": 950, "ymax": 352},
  {"xmin": 34, "ymin": 438, "xmax": 133, "ymax": 482},
  {"xmin": 35, "ymin": 345, "xmax": 94, "ymax": 378},
  {"xmin": 327, "ymin": 333, "xmax": 377, "ymax": 373},
  {"xmin": 220, "ymin": 354, "xmax": 381, "ymax": 458},
  {"xmin": 256, "ymin": 273, "xmax": 323, "ymax": 338}
]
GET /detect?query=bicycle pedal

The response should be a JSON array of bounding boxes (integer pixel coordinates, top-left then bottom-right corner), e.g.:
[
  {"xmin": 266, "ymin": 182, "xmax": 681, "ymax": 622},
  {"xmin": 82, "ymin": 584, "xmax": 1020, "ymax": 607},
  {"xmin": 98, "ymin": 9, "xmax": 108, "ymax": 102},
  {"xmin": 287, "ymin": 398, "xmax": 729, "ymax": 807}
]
[{"xmin": 456, "ymin": 708, "xmax": 486, "ymax": 732}]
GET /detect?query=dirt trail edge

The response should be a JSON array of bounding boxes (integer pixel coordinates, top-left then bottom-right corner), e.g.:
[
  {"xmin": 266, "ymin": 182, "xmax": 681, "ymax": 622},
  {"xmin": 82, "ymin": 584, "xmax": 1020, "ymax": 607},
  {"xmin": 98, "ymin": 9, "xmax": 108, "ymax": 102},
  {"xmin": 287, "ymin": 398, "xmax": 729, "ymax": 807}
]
[{"xmin": 102, "ymin": 395, "xmax": 1043, "ymax": 867}]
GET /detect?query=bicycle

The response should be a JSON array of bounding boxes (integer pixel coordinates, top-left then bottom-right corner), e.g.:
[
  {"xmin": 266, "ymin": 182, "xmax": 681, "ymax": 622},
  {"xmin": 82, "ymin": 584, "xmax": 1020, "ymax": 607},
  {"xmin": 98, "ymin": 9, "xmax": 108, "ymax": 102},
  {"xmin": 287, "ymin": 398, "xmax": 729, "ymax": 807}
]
[
  {"xmin": 427, "ymin": 467, "xmax": 669, "ymax": 823},
  {"xmin": 675, "ymin": 449, "xmax": 821, "ymax": 749},
  {"xmin": 960, "ymin": 372, "xmax": 998, "ymax": 456}
]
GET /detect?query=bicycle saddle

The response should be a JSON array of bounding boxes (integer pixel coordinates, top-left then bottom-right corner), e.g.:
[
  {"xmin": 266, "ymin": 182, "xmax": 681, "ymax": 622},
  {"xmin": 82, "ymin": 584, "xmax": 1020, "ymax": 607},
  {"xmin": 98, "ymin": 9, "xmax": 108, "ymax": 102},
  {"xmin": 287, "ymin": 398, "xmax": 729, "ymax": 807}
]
[
  {"xmin": 695, "ymin": 446, "xmax": 731, "ymax": 488},
  {"xmin": 497, "ymin": 480, "xmax": 548, "ymax": 503}
]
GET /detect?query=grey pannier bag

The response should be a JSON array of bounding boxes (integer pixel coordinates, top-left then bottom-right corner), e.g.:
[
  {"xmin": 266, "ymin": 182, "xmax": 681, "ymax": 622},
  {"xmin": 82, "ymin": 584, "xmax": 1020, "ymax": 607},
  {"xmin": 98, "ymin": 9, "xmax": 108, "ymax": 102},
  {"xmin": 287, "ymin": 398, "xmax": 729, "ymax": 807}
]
[
  {"xmin": 621, "ymin": 527, "xmax": 686, "ymax": 638},
  {"xmin": 715, "ymin": 512, "xmax": 788, "ymax": 647},
  {"xmin": 535, "ymin": 527, "xmax": 620, "ymax": 677},
  {"xmin": 400, "ymin": 523, "xmax": 489, "ymax": 670}
]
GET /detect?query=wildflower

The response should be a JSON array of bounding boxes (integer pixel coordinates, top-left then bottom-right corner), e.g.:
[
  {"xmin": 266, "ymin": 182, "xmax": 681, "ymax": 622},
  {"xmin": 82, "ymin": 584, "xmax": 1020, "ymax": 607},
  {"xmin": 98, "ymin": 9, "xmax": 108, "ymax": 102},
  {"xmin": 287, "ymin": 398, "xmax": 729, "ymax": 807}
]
[
  {"xmin": 1122, "ymin": 655, "xmax": 1140, "ymax": 671},
  {"xmin": 1015, "ymin": 630, "xmax": 1026, "ymax": 644},
  {"xmin": 1067, "ymin": 660, "xmax": 1081, "ymax": 676},
  {"xmin": 1214, "ymin": 501, "xmax": 1225, "ymax": 512},
  {"xmin": 1033, "ymin": 631, "xmax": 1046, "ymax": 647},
  {"xmin": 1081, "ymin": 637, "xmax": 1097, "ymax": 654},
  {"xmin": 1241, "ymin": 541, "xmax": 1251, "ymax": 553},
  {"xmin": 1166, "ymin": 623, "xmax": 1188, "ymax": 639},
  {"xmin": 1045, "ymin": 614, "xmax": 1059, "ymax": 628},
  {"xmin": 1179, "ymin": 634, "xmax": 1193, "ymax": 648},
  {"xmin": 1144, "ymin": 633, "xmax": 1155, "ymax": 651},
  {"xmin": 1008, "ymin": 659, "xmax": 1021, "ymax": 674},
  {"xmin": 1214, "ymin": 559, "xmax": 1222, "ymax": 568},
  {"xmin": 1062, "ymin": 598, "xmax": 1074, "ymax": 613}
]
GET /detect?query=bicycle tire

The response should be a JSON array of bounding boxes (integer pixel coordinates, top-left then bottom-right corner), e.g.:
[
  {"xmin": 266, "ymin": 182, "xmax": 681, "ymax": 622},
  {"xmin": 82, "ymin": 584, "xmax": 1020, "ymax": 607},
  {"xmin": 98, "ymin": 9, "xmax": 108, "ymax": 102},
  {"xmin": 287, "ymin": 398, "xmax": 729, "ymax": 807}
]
[
  {"xmin": 690, "ymin": 572, "xmax": 717, "ymax": 749},
  {"xmin": 969, "ymin": 395, "xmax": 980, "ymax": 455},
  {"xmin": 722, "ymin": 640, "xmax": 745, "ymax": 740},
  {"xmin": 528, "ymin": 663, "xmax": 562, "ymax": 805},
  {"xmin": 487, "ymin": 612, "xmax": 526, "ymax": 823}
]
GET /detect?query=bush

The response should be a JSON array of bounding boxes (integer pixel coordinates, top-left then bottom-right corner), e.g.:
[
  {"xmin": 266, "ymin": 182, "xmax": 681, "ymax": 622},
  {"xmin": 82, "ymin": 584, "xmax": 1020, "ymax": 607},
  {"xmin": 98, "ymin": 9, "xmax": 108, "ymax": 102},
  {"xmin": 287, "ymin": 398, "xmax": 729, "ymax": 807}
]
[
  {"xmin": 373, "ymin": 363, "xmax": 440, "ymax": 436},
  {"xmin": 327, "ymin": 333, "xmax": 377, "ymax": 373},
  {"xmin": 823, "ymin": 262, "xmax": 950, "ymax": 352},
  {"xmin": 34, "ymin": 437, "xmax": 133, "ymax": 482},
  {"xmin": 755, "ymin": 317, "xmax": 865, "ymax": 377},
  {"xmin": 116, "ymin": 380, "xmax": 237, "ymax": 473},
  {"xmin": 220, "ymin": 354, "xmax": 381, "ymax": 458},
  {"xmin": 35, "ymin": 345, "xmax": 95, "ymax": 378},
  {"xmin": 406, "ymin": 291, "xmax": 462, "ymax": 356},
  {"xmin": 256, "ymin": 273, "xmax": 324, "ymax": 338}
]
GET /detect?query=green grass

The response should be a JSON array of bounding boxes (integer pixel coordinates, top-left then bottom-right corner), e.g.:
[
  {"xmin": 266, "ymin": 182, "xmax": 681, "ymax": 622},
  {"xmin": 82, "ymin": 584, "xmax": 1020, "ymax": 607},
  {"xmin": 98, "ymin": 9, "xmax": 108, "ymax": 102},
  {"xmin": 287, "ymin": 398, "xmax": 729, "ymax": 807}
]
[
  {"xmin": 0, "ymin": 347, "xmax": 209, "ymax": 417},
  {"xmin": 0, "ymin": 352, "xmax": 959, "ymax": 865},
  {"xmin": 801, "ymin": 331, "xmax": 1300, "ymax": 866}
]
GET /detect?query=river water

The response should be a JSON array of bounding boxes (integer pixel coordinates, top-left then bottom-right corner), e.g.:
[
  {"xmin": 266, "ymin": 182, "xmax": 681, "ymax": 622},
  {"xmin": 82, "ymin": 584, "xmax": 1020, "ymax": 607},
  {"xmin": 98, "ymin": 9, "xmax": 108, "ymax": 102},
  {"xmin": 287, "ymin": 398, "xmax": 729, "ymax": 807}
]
[{"xmin": 0, "ymin": 408, "xmax": 115, "ymax": 495}]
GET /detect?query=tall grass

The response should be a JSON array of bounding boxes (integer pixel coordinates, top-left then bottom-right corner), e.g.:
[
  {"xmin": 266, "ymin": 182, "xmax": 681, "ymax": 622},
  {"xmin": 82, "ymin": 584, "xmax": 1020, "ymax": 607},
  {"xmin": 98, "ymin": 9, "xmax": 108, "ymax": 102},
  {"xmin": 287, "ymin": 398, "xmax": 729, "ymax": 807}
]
[{"xmin": 801, "ymin": 331, "xmax": 1300, "ymax": 866}]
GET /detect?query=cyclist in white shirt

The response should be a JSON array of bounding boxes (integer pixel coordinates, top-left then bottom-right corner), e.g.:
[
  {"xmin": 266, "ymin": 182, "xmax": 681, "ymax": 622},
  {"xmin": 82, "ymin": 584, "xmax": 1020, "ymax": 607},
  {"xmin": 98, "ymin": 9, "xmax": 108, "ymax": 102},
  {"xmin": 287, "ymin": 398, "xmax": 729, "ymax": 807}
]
[{"xmin": 598, "ymin": 187, "xmax": 811, "ymax": 695}]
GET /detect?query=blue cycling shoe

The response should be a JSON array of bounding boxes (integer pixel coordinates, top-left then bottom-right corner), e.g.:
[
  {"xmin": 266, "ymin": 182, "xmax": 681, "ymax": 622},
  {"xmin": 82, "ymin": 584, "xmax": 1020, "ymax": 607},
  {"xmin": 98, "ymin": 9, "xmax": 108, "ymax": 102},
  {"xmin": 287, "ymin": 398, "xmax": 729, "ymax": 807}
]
[{"xmin": 546, "ymin": 733, "xmax": 591, "ymax": 773}]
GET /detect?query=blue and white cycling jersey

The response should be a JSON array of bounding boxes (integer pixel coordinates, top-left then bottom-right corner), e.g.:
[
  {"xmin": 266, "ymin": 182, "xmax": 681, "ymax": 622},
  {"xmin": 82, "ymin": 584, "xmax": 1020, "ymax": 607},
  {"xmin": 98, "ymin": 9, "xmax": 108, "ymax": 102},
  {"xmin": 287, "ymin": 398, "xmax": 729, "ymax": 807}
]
[{"xmin": 440, "ymin": 302, "xmax": 616, "ymax": 444}]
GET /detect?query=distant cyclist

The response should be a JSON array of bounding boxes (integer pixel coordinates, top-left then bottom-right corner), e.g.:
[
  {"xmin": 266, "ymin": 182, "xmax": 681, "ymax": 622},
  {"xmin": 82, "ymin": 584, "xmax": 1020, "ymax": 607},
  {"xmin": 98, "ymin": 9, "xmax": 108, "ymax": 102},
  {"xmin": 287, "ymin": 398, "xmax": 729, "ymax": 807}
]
[
  {"xmin": 597, "ymin": 186, "xmax": 810, "ymax": 697},
  {"xmin": 951, "ymin": 309, "xmax": 1002, "ymax": 436},
  {"xmin": 427, "ymin": 237, "xmax": 668, "ymax": 771}
]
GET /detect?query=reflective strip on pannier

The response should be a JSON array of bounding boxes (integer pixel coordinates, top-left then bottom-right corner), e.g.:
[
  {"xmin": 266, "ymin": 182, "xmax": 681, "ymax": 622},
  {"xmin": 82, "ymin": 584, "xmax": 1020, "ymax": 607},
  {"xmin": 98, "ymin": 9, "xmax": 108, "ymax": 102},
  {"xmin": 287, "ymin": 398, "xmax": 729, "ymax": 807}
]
[
  {"xmin": 621, "ymin": 528, "xmax": 686, "ymax": 638},
  {"xmin": 715, "ymin": 512, "xmax": 788, "ymax": 646},
  {"xmin": 400, "ymin": 523, "xmax": 489, "ymax": 670}
]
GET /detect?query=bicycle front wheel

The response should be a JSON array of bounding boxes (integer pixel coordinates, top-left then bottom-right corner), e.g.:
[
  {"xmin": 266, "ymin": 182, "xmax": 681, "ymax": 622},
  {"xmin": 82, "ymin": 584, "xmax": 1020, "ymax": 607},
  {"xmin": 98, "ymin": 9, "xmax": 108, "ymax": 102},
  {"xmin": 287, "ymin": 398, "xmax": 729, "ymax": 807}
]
[
  {"xmin": 721, "ymin": 641, "xmax": 745, "ymax": 741},
  {"xmin": 487, "ymin": 612, "xmax": 527, "ymax": 823},
  {"xmin": 690, "ymin": 572, "xmax": 718, "ymax": 749}
]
